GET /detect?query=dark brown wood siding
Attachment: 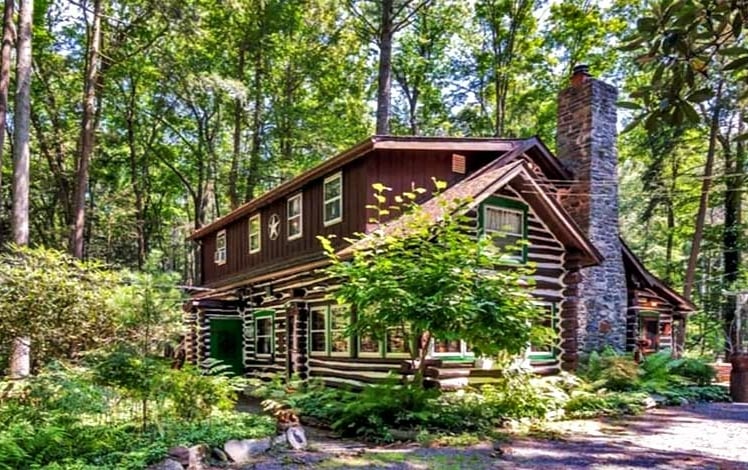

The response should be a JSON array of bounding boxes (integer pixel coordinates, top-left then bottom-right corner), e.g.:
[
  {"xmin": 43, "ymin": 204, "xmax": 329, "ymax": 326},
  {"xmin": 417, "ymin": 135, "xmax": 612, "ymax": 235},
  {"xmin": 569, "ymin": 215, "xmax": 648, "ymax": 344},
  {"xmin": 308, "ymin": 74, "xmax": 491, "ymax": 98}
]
[
  {"xmin": 363, "ymin": 149, "xmax": 500, "ymax": 212},
  {"xmin": 199, "ymin": 148, "xmax": 504, "ymax": 286},
  {"xmin": 200, "ymin": 158, "xmax": 368, "ymax": 285}
]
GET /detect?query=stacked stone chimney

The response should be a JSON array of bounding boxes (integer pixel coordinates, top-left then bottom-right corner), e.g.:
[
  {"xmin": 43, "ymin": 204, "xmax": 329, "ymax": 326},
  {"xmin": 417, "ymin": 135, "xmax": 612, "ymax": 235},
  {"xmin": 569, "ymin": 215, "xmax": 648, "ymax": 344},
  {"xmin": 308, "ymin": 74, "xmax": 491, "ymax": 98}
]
[{"xmin": 556, "ymin": 64, "xmax": 628, "ymax": 353}]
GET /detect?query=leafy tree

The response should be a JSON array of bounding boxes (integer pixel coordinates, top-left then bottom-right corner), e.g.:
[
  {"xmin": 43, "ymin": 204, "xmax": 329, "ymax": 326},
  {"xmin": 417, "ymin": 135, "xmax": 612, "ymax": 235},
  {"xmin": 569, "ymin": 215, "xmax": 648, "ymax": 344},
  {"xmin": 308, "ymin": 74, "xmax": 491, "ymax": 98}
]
[
  {"xmin": 0, "ymin": 245, "xmax": 122, "ymax": 372},
  {"xmin": 319, "ymin": 181, "xmax": 546, "ymax": 387}
]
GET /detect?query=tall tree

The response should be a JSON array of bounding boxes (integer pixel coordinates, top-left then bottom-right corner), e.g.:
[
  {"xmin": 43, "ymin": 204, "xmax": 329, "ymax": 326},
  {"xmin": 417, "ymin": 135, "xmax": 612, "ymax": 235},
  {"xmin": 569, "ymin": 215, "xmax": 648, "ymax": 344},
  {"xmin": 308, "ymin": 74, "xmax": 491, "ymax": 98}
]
[
  {"xmin": 347, "ymin": 0, "xmax": 432, "ymax": 134},
  {"xmin": 0, "ymin": 0, "xmax": 13, "ymax": 207},
  {"xmin": 9, "ymin": 0, "xmax": 32, "ymax": 378},
  {"xmin": 476, "ymin": 0, "xmax": 539, "ymax": 137},
  {"xmin": 70, "ymin": 0, "xmax": 103, "ymax": 259}
]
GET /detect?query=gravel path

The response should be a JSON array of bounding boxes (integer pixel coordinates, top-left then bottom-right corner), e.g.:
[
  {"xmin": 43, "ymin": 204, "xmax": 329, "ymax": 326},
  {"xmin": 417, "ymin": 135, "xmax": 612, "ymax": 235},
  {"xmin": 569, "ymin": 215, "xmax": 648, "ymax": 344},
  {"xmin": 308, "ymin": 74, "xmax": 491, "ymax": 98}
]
[{"xmin": 241, "ymin": 403, "xmax": 748, "ymax": 469}]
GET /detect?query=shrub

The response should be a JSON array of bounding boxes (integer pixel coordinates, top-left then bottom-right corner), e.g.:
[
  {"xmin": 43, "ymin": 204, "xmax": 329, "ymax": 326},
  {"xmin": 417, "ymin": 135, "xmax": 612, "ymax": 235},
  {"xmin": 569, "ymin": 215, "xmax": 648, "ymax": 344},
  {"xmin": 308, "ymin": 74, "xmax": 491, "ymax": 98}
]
[
  {"xmin": 564, "ymin": 390, "xmax": 648, "ymax": 419},
  {"xmin": 0, "ymin": 362, "xmax": 272, "ymax": 469},
  {"xmin": 670, "ymin": 358, "xmax": 717, "ymax": 386}
]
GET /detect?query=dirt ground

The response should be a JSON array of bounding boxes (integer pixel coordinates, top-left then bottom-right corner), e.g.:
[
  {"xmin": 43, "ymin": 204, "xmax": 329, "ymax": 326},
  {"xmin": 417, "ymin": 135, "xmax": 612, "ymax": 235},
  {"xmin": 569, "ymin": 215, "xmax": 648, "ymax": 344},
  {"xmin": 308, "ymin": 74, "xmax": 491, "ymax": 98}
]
[{"xmin": 240, "ymin": 402, "xmax": 748, "ymax": 469}]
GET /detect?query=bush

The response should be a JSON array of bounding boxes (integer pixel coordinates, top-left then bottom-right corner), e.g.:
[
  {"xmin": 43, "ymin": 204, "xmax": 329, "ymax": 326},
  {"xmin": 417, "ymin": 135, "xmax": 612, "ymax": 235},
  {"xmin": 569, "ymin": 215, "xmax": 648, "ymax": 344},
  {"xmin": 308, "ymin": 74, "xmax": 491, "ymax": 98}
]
[
  {"xmin": 564, "ymin": 390, "xmax": 648, "ymax": 419},
  {"xmin": 670, "ymin": 358, "xmax": 717, "ymax": 386},
  {"xmin": 0, "ymin": 362, "xmax": 272, "ymax": 469}
]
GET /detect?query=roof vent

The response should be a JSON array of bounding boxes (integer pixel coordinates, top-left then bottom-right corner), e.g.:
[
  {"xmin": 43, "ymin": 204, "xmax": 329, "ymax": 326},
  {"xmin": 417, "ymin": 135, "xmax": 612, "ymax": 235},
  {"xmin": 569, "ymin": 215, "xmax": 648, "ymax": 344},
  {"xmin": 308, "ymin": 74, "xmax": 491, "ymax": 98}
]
[{"xmin": 452, "ymin": 154, "xmax": 466, "ymax": 174}]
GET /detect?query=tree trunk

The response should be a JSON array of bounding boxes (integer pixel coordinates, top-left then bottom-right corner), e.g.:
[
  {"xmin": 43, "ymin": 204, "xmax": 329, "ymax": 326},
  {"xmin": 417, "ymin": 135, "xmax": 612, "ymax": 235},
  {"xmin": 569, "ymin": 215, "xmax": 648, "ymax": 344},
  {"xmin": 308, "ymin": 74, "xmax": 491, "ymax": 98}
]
[
  {"xmin": 0, "ymin": 0, "xmax": 14, "ymax": 208},
  {"xmin": 70, "ymin": 0, "xmax": 103, "ymax": 259},
  {"xmin": 375, "ymin": 0, "xmax": 393, "ymax": 135},
  {"xmin": 9, "ymin": 0, "xmax": 32, "ymax": 379},
  {"xmin": 126, "ymin": 79, "xmax": 146, "ymax": 268},
  {"xmin": 723, "ymin": 113, "xmax": 744, "ymax": 359},
  {"xmin": 229, "ymin": 45, "xmax": 245, "ymax": 210},
  {"xmin": 683, "ymin": 82, "xmax": 723, "ymax": 300},
  {"xmin": 245, "ymin": 40, "xmax": 264, "ymax": 201}
]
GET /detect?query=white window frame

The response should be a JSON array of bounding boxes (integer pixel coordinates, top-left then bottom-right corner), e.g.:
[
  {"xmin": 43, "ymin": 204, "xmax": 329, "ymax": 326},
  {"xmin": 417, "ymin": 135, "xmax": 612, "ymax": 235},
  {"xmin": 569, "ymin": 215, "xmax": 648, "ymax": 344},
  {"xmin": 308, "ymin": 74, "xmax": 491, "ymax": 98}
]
[
  {"xmin": 323, "ymin": 172, "xmax": 343, "ymax": 226},
  {"xmin": 358, "ymin": 334, "xmax": 383, "ymax": 358},
  {"xmin": 309, "ymin": 306, "xmax": 328, "ymax": 356},
  {"xmin": 527, "ymin": 301, "xmax": 558, "ymax": 360},
  {"xmin": 483, "ymin": 205, "xmax": 524, "ymax": 238},
  {"xmin": 384, "ymin": 326, "xmax": 411, "ymax": 358},
  {"xmin": 329, "ymin": 305, "xmax": 352, "ymax": 357},
  {"xmin": 248, "ymin": 214, "xmax": 261, "ymax": 254},
  {"xmin": 214, "ymin": 230, "xmax": 227, "ymax": 265},
  {"xmin": 287, "ymin": 193, "xmax": 303, "ymax": 240},
  {"xmin": 483, "ymin": 204, "xmax": 525, "ymax": 262},
  {"xmin": 255, "ymin": 314, "xmax": 274, "ymax": 359},
  {"xmin": 429, "ymin": 338, "xmax": 473, "ymax": 358}
]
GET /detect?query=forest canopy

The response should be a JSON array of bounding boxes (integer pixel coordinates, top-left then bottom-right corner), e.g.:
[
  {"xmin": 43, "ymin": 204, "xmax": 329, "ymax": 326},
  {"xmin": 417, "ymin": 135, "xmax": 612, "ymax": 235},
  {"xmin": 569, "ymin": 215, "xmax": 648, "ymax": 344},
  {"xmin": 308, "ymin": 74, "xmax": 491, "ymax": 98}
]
[{"xmin": 0, "ymin": 0, "xmax": 744, "ymax": 356}]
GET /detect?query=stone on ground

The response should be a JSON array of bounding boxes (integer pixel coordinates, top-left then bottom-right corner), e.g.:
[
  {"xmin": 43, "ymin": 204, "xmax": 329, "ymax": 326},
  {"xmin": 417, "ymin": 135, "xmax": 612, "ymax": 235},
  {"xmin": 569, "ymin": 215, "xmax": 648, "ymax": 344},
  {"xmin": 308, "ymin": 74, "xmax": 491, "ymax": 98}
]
[
  {"xmin": 224, "ymin": 437, "xmax": 272, "ymax": 463},
  {"xmin": 147, "ymin": 458, "xmax": 184, "ymax": 470}
]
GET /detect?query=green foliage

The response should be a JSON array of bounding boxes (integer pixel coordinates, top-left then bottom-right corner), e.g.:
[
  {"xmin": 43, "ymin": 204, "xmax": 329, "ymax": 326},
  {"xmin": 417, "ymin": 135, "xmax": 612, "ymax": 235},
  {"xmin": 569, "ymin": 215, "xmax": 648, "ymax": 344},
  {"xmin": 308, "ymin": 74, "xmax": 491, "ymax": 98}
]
[
  {"xmin": 319, "ymin": 182, "xmax": 546, "ymax": 386},
  {"xmin": 564, "ymin": 390, "xmax": 649, "ymax": 419},
  {"xmin": 670, "ymin": 357, "xmax": 717, "ymax": 386},
  {"xmin": 0, "ymin": 362, "xmax": 272, "ymax": 469},
  {"xmin": 0, "ymin": 246, "xmax": 123, "ymax": 369},
  {"xmin": 579, "ymin": 351, "xmax": 641, "ymax": 391}
]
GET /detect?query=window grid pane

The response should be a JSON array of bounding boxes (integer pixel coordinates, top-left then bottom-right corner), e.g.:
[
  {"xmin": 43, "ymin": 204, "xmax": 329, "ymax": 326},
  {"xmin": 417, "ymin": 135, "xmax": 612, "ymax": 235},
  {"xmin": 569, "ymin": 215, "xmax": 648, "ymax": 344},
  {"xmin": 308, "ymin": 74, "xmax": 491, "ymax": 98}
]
[
  {"xmin": 249, "ymin": 216, "xmax": 261, "ymax": 252},
  {"xmin": 485, "ymin": 207, "xmax": 522, "ymax": 235},
  {"xmin": 256, "ymin": 317, "xmax": 273, "ymax": 356},
  {"xmin": 330, "ymin": 306, "xmax": 349, "ymax": 354},
  {"xmin": 310, "ymin": 309, "xmax": 327, "ymax": 353},
  {"xmin": 324, "ymin": 174, "xmax": 342, "ymax": 224}
]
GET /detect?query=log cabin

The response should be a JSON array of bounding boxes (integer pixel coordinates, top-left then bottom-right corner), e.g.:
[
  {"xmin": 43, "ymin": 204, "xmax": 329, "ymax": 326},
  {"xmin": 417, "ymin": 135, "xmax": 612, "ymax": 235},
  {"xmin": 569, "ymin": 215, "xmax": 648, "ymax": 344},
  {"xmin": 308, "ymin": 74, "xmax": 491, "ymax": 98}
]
[{"xmin": 183, "ymin": 66, "xmax": 694, "ymax": 387}]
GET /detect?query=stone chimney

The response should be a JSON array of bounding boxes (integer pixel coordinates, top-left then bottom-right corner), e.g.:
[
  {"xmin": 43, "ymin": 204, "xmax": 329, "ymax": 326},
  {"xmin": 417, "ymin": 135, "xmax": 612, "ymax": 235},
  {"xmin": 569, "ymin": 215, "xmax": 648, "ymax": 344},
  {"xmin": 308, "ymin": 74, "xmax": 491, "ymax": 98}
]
[{"xmin": 556, "ymin": 64, "xmax": 628, "ymax": 353}]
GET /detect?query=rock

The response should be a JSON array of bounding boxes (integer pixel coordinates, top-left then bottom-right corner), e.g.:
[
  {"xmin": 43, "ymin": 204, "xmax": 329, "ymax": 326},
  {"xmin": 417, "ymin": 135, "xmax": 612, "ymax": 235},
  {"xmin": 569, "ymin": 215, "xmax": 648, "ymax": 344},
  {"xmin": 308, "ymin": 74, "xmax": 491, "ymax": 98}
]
[
  {"xmin": 649, "ymin": 394, "xmax": 667, "ymax": 407},
  {"xmin": 224, "ymin": 437, "xmax": 271, "ymax": 463},
  {"xmin": 147, "ymin": 458, "xmax": 184, "ymax": 470},
  {"xmin": 188, "ymin": 444, "xmax": 209, "ymax": 470},
  {"xmin": 211, "ymin": 447, "xmax": 229, "ymax": 463},
  {"xmin": 286, "ymin": 425, "xmax": 308, "ymax": 450},
  {"xmin": 167, "ymin": 446, "xmax": 190, "ymax": 467},
  {"xmin": 272, "ymin": 434, "xmax": 288, "ymax": 448},
  {"xmin": 678, "ymin": 397, "xmax": 689, "ymax": 406},
  {"xmin": 644, "ymin": 396, "xmax": 658, "ymax": 409}
]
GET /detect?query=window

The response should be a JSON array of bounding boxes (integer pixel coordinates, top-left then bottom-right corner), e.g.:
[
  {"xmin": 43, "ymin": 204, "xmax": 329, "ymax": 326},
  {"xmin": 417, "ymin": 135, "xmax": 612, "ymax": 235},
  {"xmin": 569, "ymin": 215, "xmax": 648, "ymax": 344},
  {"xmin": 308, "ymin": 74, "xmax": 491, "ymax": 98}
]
[
  {"xmin": 529, "ymin": 303, "xmax": 557, "ymax": 360},
  {"xmin": 385, "ymin": 326, "xmax": 410, "ymax": 357},
  {"xmin": 481, "ymin": 196, "xmax": 527, "ymax": 262},
  {"xmin": 287, "ymin": 193, "xmax": 303, "ymax": 240},
  {"xmin": 248, "ymin": 214, "xmax": 261, "ymax": 253},
  {"xmin": 214, "ymin": 230, "xmax": 227, "ymax": 265},
  {"xmin": 309, "ymin": 305, "xmax": 352, "ymax": 357},
  {"xmin": 309, "ymin": 307, "xmax": 327, "ymax": 355},
  {"xmin": 358, "ymin": 334, "xmax": 382, "ymax": 357},
  {"xmin": 430, "ymin": 338, "xmax": 473, "ymax": 359},
  {"xmin": 323, "ymin": 172, "xmax": 343, "ymax": 226},
  {"xmin": 255, "ymin": 312, "xmax": 274, "ymax": 357},
  {"xmin": 330, "ymin": 305, "xmax": 351, "ymax": 355}
]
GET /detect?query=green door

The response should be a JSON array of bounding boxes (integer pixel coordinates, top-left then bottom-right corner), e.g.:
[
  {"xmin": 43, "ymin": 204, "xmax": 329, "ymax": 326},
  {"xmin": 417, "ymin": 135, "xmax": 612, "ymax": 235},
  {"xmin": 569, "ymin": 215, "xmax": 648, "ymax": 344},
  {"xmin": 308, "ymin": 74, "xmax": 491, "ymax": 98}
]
[{"xmin": 209, "ymin": 318, "xmax": 244, "ymax": 376}]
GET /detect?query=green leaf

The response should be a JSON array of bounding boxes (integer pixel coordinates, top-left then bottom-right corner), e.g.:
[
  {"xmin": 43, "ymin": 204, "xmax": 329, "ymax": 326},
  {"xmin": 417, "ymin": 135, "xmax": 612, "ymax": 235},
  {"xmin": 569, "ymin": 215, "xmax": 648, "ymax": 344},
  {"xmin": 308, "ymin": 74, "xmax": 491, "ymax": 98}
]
[
  {"xmin": 720, "ymin": 47, "xmax": 748, "ymax": 56},
  {"xmin": 617, "ymin": 101, "xmax": 642, "ymax": 110},
  {"xmin": 685, "ymin": 88, "xmax": 713, "ymax": 102},
  {"xmin": 724, "ymin": 56, "xmax": 748, "ymax": 72},
  {"xmin": 637, "ymin": 17, "xmax": 658, "ymax": 34}
]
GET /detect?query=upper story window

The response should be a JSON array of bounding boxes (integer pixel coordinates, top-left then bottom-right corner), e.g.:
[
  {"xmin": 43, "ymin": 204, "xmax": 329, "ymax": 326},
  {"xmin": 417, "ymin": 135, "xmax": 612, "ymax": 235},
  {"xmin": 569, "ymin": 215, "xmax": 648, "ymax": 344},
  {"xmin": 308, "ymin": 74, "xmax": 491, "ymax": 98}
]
[
  {"xmin": 287, "ymin": 193, "xmax": 303, "ymax": 240},
  {"xmin": 323, "ymin": 172, "xmax": 343, "ymax": 226},
  {"xmin": 480, "ymin": 196, "xmax": 528, "ymax": 262},
  {"xmin": 248, "ymin": 214, "xmax": 261, "ymax": 254},
  {"xmin": 214, "ymin": 230, "xmax": 227, "ymax": 265}
]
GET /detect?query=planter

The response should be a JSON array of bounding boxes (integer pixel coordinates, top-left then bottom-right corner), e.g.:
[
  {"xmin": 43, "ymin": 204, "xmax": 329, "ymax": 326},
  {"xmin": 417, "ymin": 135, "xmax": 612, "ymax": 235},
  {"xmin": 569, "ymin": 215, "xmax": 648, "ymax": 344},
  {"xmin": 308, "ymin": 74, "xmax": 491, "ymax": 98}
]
[{"xmin": 730, "ymin": 353, "xmax": 748, "ymax": 403}]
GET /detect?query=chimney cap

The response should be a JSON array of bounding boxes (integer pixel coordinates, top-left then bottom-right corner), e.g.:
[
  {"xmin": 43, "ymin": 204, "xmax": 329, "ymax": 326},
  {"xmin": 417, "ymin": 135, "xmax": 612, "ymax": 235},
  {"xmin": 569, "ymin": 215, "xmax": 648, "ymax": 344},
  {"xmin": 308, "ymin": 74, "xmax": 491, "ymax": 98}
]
[
  {"xmin": 570, "ymin": 64, "xmax": 591, "ymax": 87},
  {"xmin": 572, "ymin": 64, "xmax": 590, "ymax": 76}
]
